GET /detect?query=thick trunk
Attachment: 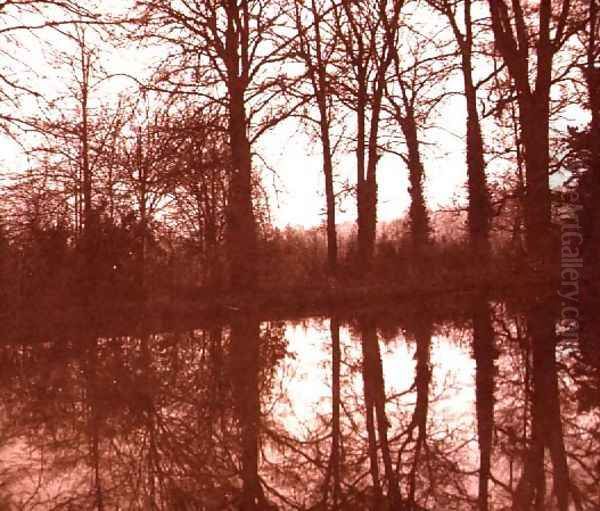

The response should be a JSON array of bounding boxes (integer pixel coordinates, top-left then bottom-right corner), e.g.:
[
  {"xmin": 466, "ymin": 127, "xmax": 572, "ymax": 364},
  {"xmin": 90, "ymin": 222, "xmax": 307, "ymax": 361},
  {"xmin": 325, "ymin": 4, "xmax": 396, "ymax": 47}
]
[
  {"xmin": 588, "ymin": 69, "xmax": 600, "ymax": 296},
  {"xmin": 462, "ymin": 56, "xmax": 490, "ymax": 261},
  {"xmin": 514, "ymin": 339, "xmax": 545, "ymax": 511},
  {"xmin": 519, "ymin": 91, "xmax": 570, "ymax": 510},
  {"xmin": 400, "ymin": 111, "xmax": 430, "ymax": 253},
  {"xmin": 356, "ymin": 77, "xmax": 372, "ymax": 272},
  {"xmin": 362, "ymin": 164, "xmax": 378, "ymax": 273},
  {"xmin": 518, "ymin": 98, "xmax": 552, "ymax": 273},
  {"xmin": 224, "ymin": 1, "xmax": 258, "ymax": 293},
  {"xmin": 516, "ymin": 304, "xmax": 570, "ymax": 511},
  {"xmin": 227, "ymin": 89, "xmax": 257, "ymax": 292},
  {"xmin": 530, "ymin": 308, "xmax": 570, "ymax": 511},
  {"xmin": 363, "ymin": 355, "xmax": 383, "ymax": 507},
  {"xmin": 582, "ymin": 2, "xmax": 600, "ymax": 368}
]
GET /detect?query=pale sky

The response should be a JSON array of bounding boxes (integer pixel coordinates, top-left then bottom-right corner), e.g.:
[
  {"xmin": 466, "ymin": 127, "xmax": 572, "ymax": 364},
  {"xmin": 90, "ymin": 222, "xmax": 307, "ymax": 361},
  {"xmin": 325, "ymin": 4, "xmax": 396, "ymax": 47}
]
[
  {"xmin": 1, "ymin": 1, "xmax": 587, "ymax": 231},
  {"xmin": 261, "ymin": 95, "xmax": 470, "ymax": 228}
]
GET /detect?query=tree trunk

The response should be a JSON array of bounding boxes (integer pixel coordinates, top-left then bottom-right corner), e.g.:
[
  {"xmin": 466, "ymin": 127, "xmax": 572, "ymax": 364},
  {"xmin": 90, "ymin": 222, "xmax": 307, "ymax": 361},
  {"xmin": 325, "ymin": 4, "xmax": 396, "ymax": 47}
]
[
  {"xmin": 86, "ymin": 336, "xmax": 105, "ymax": 511},
  {"xmin": 227, "ymin": 88, "xmax": 258, "ymax": 293},
  {"xmin": 355, "ymin": 74, "xmax": 372, "ymax": 272},
  {"xmin": 310, "ymin": 0, "xmax": 338, "ymax": 277},
  {"xmin": 224, "ymin": 1, "xmax": 258, "ymax": 293},
  {"xmin": 487, "ymin": 3, "xmax": 572, "ymax": 505},
  {"xmin": 462, "ymin": 65, "xmax": 490, "ymax": 262},
  {"xmin": 400, "ymin": 109, "xmax": 430, "ymax": 254},
  {"xmin": 582, "ymin": 0, "xmax": 600, "ymax": 369},
  {"xmin": 453, "ymin": 0, "xmax": 491, "ymax": 262},
  {"xmin": 518, "ymin": 99, "xmax": 552, "ymax": 274},
  {"xmin": 80, "ymin": 40, "xmax": 94, "ymax": 303}
]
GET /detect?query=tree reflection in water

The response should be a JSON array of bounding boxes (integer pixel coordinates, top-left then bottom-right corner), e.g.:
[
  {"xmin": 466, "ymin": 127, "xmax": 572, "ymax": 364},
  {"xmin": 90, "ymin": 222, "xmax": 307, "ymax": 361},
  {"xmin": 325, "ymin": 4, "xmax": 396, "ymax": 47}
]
[{"xmin": 0, "ymin": 302, "xmax": 599, "ymax": 510}]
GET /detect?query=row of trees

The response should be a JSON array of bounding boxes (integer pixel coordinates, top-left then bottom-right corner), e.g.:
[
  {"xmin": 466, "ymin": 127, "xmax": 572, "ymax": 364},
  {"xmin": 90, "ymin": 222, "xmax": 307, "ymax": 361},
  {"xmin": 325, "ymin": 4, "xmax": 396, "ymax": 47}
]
[{"xmin": 0, "ymin": 0, "xmax": 597, "ymax": 296}]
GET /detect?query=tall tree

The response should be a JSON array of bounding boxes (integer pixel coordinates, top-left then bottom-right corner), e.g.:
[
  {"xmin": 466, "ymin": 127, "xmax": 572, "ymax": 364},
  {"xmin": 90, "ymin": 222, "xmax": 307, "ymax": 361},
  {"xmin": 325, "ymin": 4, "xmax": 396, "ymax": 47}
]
[
  {"xmin": 332, "ymin": 0, "xmax": 404, "ymax": 273},
  {"xmin": 384, "ymin": 30, "xmax": 442, "ymax": 255},
  {"xmin": 487, "ymin": 2, "xmax": 579, "ymax": 509},
  {"xmin": 134, "ymin": 0, "xmax": 299, "ymax": 292},
  {"xmin": 293, "ymin": 0, "xmax": 340, "ymax": 278},
  {"xmin": 429, "ymin": 0, "xmax": 492, "ymax": 261},
  {"xmin": 582, "ymin": 0, "xmax": 600, "ymax": 369}
]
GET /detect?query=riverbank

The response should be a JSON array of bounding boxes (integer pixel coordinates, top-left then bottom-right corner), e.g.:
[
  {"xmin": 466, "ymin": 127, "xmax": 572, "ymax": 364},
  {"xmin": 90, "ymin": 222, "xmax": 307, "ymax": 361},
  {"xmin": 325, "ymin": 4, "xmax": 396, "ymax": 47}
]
[{"xmin": 1, "ymin": 275, "xmax": 554, "ymax": 343}]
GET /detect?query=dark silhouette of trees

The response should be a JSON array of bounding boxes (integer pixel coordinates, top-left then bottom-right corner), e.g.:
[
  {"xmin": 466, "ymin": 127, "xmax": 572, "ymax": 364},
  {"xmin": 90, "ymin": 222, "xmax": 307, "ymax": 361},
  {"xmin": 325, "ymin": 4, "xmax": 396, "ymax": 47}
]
[
  {"xmin": 293, "ymin": 0, "xmax": 341, "ymax": 279},
  {"xmin": 133, "ymin": 0, "xmax": 302, "ymax": 293},
  {"xmin": 486, "ymin": 1, "xmax": 587, "ymax": 509},
  {"xmin": 332, "ymin": 0, "xmax": 404, "ymax": 273},
  {"xmin": 428, "ymin": 0, "xmax": 492, "ymax": 263}
]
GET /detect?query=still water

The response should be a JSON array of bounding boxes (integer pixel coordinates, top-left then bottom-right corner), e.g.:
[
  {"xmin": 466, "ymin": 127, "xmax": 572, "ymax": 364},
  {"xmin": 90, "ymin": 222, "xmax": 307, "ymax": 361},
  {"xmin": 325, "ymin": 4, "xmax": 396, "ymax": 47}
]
[{"xmin": 0, "ymin": 303, "xmax": 597, "ymax": 510}]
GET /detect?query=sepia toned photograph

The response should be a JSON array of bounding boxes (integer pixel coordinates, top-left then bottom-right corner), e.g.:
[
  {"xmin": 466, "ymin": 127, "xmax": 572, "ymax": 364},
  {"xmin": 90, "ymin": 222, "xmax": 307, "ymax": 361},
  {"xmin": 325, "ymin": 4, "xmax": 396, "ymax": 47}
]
[{"xmin": 0, "ymin": 0, "xmax": 598, "ymax": 509}]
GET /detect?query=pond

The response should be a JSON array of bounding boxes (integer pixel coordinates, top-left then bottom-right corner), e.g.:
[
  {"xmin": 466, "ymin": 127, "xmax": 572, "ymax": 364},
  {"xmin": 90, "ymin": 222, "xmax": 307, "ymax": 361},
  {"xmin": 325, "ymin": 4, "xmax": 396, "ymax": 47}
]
[{"xmin": 0, "ymin": 300, "xmax": 597, "ymax": 510}]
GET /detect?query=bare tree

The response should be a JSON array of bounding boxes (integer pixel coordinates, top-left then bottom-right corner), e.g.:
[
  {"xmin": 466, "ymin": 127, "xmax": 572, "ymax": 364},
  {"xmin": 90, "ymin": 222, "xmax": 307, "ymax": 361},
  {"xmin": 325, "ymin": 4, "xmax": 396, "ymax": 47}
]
[
  {"xmin": 293, "ymin": 0, "xmax": 340, "ymax": 278},
  {"xmin": 134, "ymin": 0, "xmax": 301, "ymax": 292},
  {"xmin": 428, "ymin": 0, "xmax": 492, "ymax": 261},
  {"xmin": 331, "ymin": 0, "xmax": 404, "ymax": 273},
  {"xmin": 487, "ymin": 1, "xmax": 583, "ymax": 508}
]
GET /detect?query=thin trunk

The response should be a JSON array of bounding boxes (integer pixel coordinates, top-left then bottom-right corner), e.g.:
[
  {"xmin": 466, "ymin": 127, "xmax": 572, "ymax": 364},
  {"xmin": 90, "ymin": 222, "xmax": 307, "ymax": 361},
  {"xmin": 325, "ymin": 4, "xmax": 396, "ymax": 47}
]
[
  {"xmin": 140, "ymin": 332, "xmax": 158, "ymax": 509},
  {"xmin": 81, "ymin": 51, "xmax": 92, "ymax": 236},
  {"xmin": 80, "ymin": 38, "xmax": 94, "ymax": 301},
  {"xmin": 309, "ymin": 0, "xmax": 338, "ymax": 277},
  {"xmin": 86, "ymin": 336, "xmax": 104, "ymax": 511},
  {"xmin": 137, "ymin": 129, "xmax": 147, "ymax": 300}
]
